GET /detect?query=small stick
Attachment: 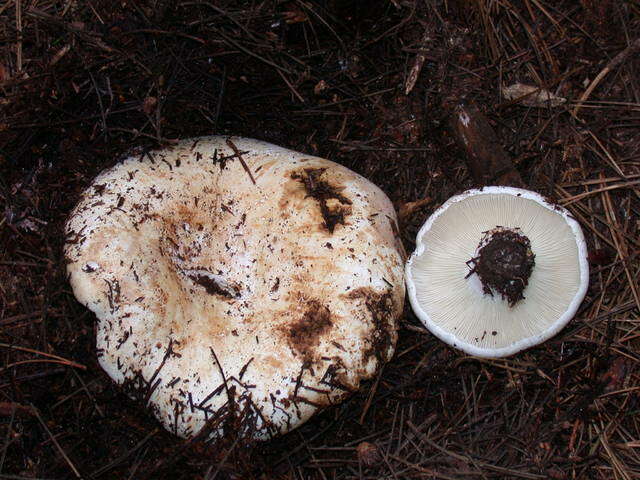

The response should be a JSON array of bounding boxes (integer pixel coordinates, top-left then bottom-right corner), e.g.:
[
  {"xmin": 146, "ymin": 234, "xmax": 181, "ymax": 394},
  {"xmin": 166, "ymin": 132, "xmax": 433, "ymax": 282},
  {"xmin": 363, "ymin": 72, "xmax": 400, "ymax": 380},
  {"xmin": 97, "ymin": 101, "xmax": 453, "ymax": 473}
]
[
  {"xmin": 32, "ymin": 406, "xmax": 83, "ymax": 478},
  {"xmin": 226, "ymin": 139, "xmax": 256, "ymax": 185},
  {"xmin": 0, "ymin": 342, "xmax": 86, "ymax": 370},
  {"xmin": 448, "ymin": 102, "xmax": 526, "ymax": 187},
  {"xmin": 573, "ymin": 38, "xmax": 640, "ymax": 119},
  {"xmin": 277, "ymin": 69, "xmax": 305, "ymax": 103},
  {"xmin": 16, "ymin": 0, "xmax": 23, "ymax": 73},
  {"xmin": 359, "ymin": 365, "xmax": 384, "ymax": 424}
]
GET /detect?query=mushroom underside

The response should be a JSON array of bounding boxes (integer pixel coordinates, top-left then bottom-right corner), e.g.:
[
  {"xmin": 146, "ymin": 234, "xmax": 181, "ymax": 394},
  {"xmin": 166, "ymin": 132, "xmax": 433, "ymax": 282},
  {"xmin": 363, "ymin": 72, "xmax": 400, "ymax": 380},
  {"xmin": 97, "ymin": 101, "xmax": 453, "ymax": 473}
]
[{"xmin": 406, "ymin": 188, "xmax": 588, "ymax": 358}]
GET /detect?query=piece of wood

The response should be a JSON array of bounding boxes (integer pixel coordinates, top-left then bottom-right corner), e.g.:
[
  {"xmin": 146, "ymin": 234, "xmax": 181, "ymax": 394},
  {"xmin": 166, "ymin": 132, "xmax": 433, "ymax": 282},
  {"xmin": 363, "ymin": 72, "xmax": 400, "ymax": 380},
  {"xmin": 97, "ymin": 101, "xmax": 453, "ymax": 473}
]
[{"xmin": 448, "ymin": 102, "xmax": 525, "ymax": 188}]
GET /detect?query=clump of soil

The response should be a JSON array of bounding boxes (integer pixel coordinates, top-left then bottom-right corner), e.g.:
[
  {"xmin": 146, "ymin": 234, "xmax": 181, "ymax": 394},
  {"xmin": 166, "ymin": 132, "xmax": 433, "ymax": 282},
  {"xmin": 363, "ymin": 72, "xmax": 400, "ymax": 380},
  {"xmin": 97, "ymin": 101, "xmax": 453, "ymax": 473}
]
[
  {"xmin": 188, "ymin": 273, "xmax": 239, "ymax": 298},
  {"xmin": 466, "ymin": 227, "xmax": 535, "ymax": 307}
]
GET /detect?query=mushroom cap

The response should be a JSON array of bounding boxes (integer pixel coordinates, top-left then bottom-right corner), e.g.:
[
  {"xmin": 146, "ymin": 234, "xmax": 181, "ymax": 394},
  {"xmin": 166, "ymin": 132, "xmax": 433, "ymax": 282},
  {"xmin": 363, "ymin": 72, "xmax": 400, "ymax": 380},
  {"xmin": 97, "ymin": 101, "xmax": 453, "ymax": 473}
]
[
  {"xmin": 405, "ymin": 186, "xmax": 589, "ymax": 358},
  {"xmin": 64, "ymin": 136, "xmax": 405, "ymax": 440}
]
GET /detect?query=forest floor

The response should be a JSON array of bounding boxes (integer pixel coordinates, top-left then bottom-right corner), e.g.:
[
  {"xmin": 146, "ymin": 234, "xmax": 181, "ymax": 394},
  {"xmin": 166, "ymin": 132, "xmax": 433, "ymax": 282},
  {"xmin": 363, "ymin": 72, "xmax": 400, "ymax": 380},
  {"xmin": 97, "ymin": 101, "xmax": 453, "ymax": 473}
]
[{"xmin": 1, "ymin": 1, "xmax": 640, "ymax": 479}]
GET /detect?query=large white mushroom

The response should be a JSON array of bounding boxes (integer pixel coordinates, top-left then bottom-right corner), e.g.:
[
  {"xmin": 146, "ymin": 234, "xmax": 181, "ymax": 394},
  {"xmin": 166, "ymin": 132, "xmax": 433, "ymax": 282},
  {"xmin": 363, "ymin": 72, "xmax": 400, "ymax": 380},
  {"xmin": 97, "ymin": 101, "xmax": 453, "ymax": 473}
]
[
  {"xmin": 64, "ymin": 136, "xmax": 405, "ymax": 440},
  {"xmin": 406, "ymin": 186, "xmax": 589, "ymax": 358}
]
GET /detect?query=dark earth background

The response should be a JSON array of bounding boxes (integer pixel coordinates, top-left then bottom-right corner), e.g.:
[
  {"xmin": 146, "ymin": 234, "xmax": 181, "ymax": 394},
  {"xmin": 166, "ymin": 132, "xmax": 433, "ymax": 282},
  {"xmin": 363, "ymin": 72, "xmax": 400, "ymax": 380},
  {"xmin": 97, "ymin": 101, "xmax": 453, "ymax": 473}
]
[{"xmin": 1, "ymin": 1, "xmax": 640, "ymax": 479}]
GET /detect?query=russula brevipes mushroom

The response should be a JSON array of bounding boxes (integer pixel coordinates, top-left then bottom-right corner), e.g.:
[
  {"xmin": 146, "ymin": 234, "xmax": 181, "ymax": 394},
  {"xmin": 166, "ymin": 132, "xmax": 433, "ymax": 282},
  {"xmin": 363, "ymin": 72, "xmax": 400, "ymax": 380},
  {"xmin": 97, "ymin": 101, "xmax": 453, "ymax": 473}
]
[
  {"xmin": 64, "ymin": 136, "xmax": 405, "ymax": 440},
  {"xmin": 405, "ymin": 186, "xmax": 588, "ymax": 358}
]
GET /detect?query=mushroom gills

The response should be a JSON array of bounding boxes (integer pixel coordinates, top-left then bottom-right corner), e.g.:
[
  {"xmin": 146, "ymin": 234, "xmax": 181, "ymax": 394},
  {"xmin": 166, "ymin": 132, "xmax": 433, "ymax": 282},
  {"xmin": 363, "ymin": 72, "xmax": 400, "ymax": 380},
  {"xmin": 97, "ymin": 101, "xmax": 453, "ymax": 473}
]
[{"xmin": 405, "ymin": 186, "xmax": 589, "ymax": 358}]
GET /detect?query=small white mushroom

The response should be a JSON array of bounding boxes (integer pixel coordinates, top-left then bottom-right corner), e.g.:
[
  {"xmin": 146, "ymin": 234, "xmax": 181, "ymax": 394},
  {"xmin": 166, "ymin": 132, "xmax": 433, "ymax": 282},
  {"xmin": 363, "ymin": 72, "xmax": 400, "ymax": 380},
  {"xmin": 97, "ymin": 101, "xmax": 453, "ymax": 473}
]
[
  {"xmin": 405, "ymin": 186, "xmax": 589, "ymax": 358},
  {"xmin": 64, "ymin": 136, "xmax": 405, "ymax": 440}
]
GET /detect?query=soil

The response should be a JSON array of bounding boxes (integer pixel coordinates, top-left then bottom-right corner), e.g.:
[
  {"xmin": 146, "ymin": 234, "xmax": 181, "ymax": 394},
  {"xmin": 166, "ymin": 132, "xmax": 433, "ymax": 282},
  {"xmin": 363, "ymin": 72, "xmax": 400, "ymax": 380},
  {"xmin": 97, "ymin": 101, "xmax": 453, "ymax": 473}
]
[
  {"xmin": 467, "ymin": 227, "xmax": 535, "ymax": 306},
  {"xmin": 188, "ymin": 273, "xmax": 239, "ymax": 299},
  {"xmin": 1, "ymin": 1, "xmax": 639, "ymax": 479}
]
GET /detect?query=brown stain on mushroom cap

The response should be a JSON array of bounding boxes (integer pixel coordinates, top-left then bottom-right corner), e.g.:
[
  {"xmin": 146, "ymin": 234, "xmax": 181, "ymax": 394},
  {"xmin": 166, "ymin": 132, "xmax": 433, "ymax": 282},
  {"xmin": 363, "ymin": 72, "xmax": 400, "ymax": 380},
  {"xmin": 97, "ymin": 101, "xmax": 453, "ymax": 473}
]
[
  {"xmin": 265, "ymin": 355, "xmax": 284, "ymax": 370},
  {"xmin": 344, "ymin": 287, "xmax": 398, "ymax": 364},
  {"xmin": 289, "ymin": 168, "xmax": 352, "ymax": 233},
  {"xmin": 284, "ymin": 300, "xmax": 334, "ymax": 360}
]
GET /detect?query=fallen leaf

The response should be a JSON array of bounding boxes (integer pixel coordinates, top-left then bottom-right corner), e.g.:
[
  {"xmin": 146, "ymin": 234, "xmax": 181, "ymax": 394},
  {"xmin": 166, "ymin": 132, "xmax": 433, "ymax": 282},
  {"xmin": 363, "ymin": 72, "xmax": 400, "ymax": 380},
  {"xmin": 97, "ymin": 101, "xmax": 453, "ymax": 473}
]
[{"xmin": 502, "ymin": 83, "xmax": 566, "ymax": 108}]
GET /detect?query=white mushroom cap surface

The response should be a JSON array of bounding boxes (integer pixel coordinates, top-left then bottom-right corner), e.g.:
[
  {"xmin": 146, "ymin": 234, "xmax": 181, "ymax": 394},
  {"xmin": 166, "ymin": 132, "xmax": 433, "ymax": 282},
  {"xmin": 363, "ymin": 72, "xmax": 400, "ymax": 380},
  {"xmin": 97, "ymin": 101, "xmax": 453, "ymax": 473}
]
[
  {"xmin": 64, "ymin": 136, "xmax": 405, "ymax": 440},
  {"xmin": 406, "ymin": 186, "xmax": 589, "ymax": 358}
]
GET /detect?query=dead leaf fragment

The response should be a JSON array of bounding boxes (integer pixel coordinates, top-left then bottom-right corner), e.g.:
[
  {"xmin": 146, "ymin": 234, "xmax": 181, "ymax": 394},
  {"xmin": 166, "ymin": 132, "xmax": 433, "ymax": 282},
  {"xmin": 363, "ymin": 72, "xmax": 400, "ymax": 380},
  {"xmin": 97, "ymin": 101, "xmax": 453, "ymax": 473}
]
[
  {"xmin": 356, "ymin": 441, "xmax": 381, "ymax": 468},
  {"xmin": 314, "ymin": 80, "xmax": 328, "ymax": 96},
  {"xmin": 405, "ymin": 30, "xmax": 432, "ymax": 95},
  {"xmin": 405, "ymin": 51, "xmax": 427, "ymax": 96},
  {"xmin": 142, "ymin": 96, "xmax": 158, "ymax": 115},
  {"xmin": 502, "ymin": 83, "xmax": 566, "ymax": 108},
  {"xmin": 601, "ymin": 357, "xmax": 630, "ymax": 392}
]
